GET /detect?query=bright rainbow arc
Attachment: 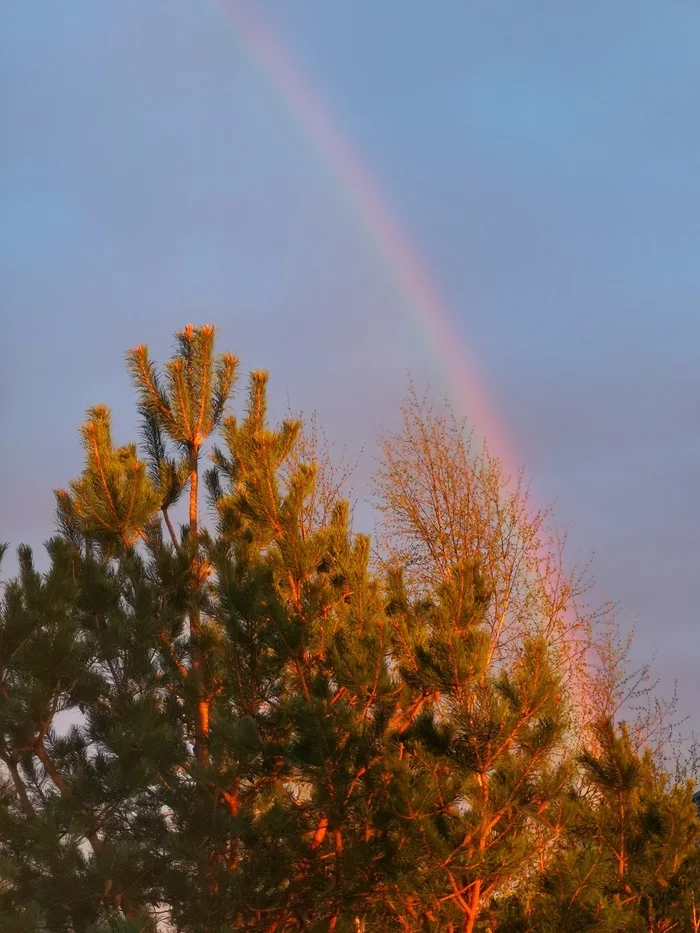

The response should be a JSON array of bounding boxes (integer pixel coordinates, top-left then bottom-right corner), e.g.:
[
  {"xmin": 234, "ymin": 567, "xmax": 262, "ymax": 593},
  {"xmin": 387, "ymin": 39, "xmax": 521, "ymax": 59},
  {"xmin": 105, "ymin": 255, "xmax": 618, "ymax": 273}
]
[{"xmin": 220, "ymin": 0, "xmax": 515, "ymax": 473}]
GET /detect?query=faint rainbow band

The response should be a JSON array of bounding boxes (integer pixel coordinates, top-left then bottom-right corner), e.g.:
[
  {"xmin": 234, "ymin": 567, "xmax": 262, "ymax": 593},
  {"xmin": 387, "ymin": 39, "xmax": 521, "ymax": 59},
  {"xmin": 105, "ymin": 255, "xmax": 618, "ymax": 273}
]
[
  {"xmin": 219, "ymin": 1, "xmax": 591, "ymax": 718},
  {"xmin": 220, "ymin": 0, "xmax": 514, "ymax": 470}
]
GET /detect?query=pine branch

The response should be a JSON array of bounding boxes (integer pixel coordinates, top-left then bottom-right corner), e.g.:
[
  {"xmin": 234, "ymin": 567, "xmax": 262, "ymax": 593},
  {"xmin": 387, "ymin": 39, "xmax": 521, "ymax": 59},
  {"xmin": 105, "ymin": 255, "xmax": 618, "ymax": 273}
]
[{"xmin": 0, "ymin": 748, "xmax": 35, "ymax": 817}]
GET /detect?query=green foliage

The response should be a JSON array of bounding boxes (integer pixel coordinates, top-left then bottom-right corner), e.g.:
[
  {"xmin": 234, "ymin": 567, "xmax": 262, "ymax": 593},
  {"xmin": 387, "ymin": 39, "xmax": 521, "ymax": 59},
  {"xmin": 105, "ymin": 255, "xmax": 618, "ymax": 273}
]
[
  {"xmin": 59, "ymin": 406, "xmax": 160, "ymax": 548},
  {"xmin": 1, "ymin": 326, "xmax": 697, "ymax": 932},
  {"xmin": 497, "ymin": 720, "xmax": 700, "ymax": 932},
  {"xmin": 125, "ymin": 323, "xmax": 238, "ymax": 455}
]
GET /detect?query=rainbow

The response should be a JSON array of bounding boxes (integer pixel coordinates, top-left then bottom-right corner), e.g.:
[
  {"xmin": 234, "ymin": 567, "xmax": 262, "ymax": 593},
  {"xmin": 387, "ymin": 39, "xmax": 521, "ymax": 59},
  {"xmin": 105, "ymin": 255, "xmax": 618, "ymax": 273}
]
[
  {"xmin": 217, "ymin": 1, "xmax": 593, "ymax": 727},
  {"xmin": 219, "ymin": 0, "xmax": 515, "ymax": 472}
]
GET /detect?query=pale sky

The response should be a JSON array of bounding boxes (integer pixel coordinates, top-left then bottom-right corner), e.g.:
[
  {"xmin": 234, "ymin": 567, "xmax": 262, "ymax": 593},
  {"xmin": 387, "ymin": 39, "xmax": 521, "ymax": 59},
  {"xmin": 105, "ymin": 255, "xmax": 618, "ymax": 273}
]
[{"xmin": 2, "ymin": 1, "xmax": 700, "ymax": 732}]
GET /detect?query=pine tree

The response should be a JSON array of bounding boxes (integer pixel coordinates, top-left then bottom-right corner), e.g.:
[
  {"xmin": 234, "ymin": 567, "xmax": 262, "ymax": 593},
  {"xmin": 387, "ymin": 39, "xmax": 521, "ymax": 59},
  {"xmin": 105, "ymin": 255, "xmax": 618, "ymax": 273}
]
[
  {"xmin": 499, "ymin": 719, "xmax": 700, "ymax": 932},
  {"xmin": 1, "ymin": 325, "xmax": 697, "ymax": 932},
  {"xmin": 365, "ymin": 564, "xmax": 569, "ymax": 931}
]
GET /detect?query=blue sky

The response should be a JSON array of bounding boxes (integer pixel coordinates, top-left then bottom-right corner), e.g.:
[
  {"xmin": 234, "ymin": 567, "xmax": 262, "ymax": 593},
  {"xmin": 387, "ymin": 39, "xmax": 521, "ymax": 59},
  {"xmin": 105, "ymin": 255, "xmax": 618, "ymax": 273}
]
[{"xmin": 2, "ymin": 1, "xmax": 700, "ymax": 724}]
